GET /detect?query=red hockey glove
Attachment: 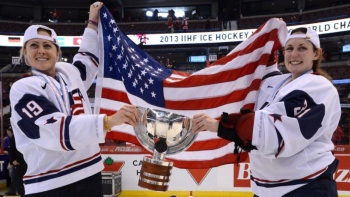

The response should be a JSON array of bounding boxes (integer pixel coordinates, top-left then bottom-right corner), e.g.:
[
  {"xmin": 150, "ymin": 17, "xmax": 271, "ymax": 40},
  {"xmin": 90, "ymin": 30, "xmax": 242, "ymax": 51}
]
[{"xmin": 218, "ymin": 109, "xmax": 257, "ymax": 152}]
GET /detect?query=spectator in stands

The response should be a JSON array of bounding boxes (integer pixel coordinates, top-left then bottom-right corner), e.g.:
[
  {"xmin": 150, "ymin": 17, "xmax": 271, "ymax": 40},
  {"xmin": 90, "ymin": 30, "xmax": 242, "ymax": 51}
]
[
  {"xmin": 4, "ymin": 127, "xmax": 16, "ymax": 196},
  {"xmin": 166, "ymin": 58, "xmax": 173, "ymax": 68},
  {"xmin": 9, "ymin": 2, "xmax": 139, "ymax": 197},
  {"xmin": 167, "ymin": 16, "xmax": 173, "ymax": 33},
  {"xmin": 182, "ymin": 18, "xmax": 188, "ymax": 32},
  {"xmin": 158, "ymin": 57, "xmax": 164, "ymax": 65},
  {"xmin": 168, "ymin": 9, "xmax": 175, "ymax": 20},
  {"xmin": 6, "ymin": 81, "xmax": 13, "ymax": 94},
  {"xmin": 205, "ymin": 17, "xmax": 211, "ymax": 30},
  {"xmin": 51, "ymin": 9, "xmax": 60, "ymax": 23},
  {"xmin": 8, "ymin": 126, "xmax": 27, "ymax": 197},
  {"xmin": 221, "ymin": 8, "xmax": 229, "ymax": 29},
  {"xmin": 173, "ymin": 18, "xmax": 180, "ymax": 33},
  {"xmin": 192, "ymin": 27, "xmax": 341, "ymax": 196},
  {"xmin": 153, "ymin": 9, "xmax": 159, "ymax": 21}
]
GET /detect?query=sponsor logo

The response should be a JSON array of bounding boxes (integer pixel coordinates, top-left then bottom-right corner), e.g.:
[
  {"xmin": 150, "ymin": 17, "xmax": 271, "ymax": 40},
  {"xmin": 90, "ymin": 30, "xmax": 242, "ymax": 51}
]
[
  {"xmin": 8, "ymin": 37, "xmax": 21, "ymax": 42},
  {"xmin": 234, "ymin": 155, "xmax": 350, "ymax": 191},
  {"xmin": 103, "ymin": 156, "xmax": 124, "ymax": 171},
  {"xmin": 57, "ymin": 37, "xmax": 65, "ymax": 46},
  {"xmin": 73, "ymin": 37, "xmax": 82, "ymax": 45},
  {"xmin": 41, "ymin": 83, "xmax": 47, "ymax": 89},
  {"xmin": 234, "ymin": 162, "xmax": 251, "ymax": 188}
]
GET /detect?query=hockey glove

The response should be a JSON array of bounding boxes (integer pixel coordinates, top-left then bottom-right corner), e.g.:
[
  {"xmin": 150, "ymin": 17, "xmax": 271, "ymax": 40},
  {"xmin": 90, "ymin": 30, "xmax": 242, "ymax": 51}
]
[{"xmin": 218, "ymin": 109, "xmax": 257, "ymax": 152}]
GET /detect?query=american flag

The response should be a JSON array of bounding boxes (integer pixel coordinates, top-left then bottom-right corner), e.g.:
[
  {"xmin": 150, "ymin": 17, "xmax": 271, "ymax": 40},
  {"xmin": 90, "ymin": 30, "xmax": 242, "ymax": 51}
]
[{"xmin": 94, "ymin": 6, "xmax": 288, "ymax": 169}]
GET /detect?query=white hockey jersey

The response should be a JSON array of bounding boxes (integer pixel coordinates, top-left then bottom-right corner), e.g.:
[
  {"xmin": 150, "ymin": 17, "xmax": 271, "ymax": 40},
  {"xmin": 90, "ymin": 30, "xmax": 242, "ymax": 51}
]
[
  {"xmin": 250, "ymin": 71, "xmax": 341, "ymax": 197},
  {"xmin": 10, "ymin": 28, "xmax": 106, "ymax": 194}
]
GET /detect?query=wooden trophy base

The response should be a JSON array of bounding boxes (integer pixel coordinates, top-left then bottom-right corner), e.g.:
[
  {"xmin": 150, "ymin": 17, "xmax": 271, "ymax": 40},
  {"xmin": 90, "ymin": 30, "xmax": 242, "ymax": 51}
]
[{"xmin": 138, "ymin": 156, "xmax": 173, "ymax": 191}]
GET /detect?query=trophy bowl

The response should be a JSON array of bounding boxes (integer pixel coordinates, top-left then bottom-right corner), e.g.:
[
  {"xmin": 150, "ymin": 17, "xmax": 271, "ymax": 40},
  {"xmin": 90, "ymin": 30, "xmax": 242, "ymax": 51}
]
[{"xmin": 134, "ymin": 106, "xmax": 197, "ymax": 191}]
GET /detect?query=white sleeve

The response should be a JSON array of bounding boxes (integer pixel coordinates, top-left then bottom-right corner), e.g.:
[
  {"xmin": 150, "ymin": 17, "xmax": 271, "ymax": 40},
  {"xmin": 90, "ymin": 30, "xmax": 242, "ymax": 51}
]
[
  {"xmin": 252, "ymin": 77, "xmax": 341, "ymax": 158},
  {"xmin": 72, "ymin": 28, "xmax": 99, "ymax": 90}
]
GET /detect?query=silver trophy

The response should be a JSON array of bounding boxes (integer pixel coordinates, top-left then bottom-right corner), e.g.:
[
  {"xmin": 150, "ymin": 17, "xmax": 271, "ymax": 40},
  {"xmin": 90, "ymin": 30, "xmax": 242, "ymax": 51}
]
[{"xmin": 134, "ymin": 106, "xmax": 197, "ymax": 191}]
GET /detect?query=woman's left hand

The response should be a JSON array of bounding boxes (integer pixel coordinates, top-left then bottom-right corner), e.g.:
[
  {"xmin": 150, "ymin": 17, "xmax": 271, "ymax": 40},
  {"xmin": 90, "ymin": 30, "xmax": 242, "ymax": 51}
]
[{"xmin": 192, "ymin": 113, "xmax": 219, "ymax": 133}]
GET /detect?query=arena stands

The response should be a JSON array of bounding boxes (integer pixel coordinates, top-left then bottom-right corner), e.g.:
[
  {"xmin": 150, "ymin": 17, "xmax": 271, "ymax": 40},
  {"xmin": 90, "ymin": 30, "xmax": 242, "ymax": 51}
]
[
  {"xmin": 0, "ymin": 19, "xmax": 222, "ymax": 36},
  {"xmin": 238, "ymin": 4, "xmax": 349, "ymax": 29}
]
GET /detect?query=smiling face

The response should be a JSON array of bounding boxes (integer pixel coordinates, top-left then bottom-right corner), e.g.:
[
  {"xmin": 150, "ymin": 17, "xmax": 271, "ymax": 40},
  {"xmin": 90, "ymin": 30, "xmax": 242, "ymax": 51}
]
[
  {"xmin": 23, "ymin": 29, "xmax": 59, "ymax": 78},
  {"xmin": 284, "ymin": 32, "xmax": 321, "ymax": 80}
]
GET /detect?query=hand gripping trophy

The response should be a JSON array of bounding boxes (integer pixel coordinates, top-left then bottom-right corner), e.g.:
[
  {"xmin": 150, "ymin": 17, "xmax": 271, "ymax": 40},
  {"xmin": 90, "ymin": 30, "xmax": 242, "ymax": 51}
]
[{"xmin": 134, "ymin": 107, "xmax": 197, "ymax": 191}]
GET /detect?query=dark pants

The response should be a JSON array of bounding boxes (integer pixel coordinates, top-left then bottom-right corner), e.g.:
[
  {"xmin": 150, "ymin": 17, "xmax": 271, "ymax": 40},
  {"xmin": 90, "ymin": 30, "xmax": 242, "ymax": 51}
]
[
  {"xmin": 25, "ymin": 172, "xmax": 102, "ymax": 197},
  {"xmin": 13, "ymin": 164, "xmax": 27, "ymax": 196},
  {"xmin": 254, "ymin": 158, "xmax": 339, "ymax": 197}
]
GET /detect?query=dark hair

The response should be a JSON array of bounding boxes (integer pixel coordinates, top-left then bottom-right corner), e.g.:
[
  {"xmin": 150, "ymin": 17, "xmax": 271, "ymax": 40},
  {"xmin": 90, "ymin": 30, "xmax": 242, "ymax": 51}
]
[
  {"xmin": 290, "ymin": 27, "xmax": 307, "ymax": 34},
  {"xmin": 7, "ymin": 126, "xmax": 13, "ymax": 132}
]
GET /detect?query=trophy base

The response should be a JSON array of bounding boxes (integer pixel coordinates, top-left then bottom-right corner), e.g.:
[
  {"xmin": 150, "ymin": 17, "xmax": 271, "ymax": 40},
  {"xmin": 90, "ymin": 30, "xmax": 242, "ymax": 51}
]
[{"xmin": 138, "ymin": 156, "xmax": 173, "ymax": 191}]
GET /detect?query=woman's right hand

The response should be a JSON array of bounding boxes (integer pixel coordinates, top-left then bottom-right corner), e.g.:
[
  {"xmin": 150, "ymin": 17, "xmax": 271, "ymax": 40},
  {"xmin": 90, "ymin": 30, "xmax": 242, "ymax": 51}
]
[
  {"xmin": 107, "ymin": 104, "xmax": 140, "ymax": 128},
  {"xmin": 87, "ymin": 2, "xmax": 103, "ymax": 30},
  {"xmin": 192, "ymin": 113, "xmax": 219, "ymax": 133}
]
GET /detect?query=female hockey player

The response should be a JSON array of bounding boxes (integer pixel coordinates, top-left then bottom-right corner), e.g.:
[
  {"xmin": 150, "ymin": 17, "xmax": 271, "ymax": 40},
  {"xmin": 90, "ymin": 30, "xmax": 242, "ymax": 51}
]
[
  {"xmin": 191, "ymin": 27, "xmax": 341, "ymax": 197},
  {"xmin": 9, "ymin": 2, "xmax": 139, "ymax": 196}
]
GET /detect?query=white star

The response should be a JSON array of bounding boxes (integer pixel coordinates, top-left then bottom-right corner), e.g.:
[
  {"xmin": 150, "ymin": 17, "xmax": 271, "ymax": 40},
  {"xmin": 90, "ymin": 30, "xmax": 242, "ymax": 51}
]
[
  {"xmin": 135, "ymin": 63, "xmax": 141, "ymax": 68},
  {"xmin": 138, "ymin": 74, "xmax": 142, "ymax": 80},
  {"xmin": 110, "ymin": 19, "xmax": 115, "ymax": 24},
  {"xmin": 122, "ymin": 62, "xmax": 128, "ymax": 69},
  {"xmin": 133, "ymin": 82, "xmax": 137, "ymax": 87},
  {"xmin": 109, "ymin": 66, "xmax": 113, "ymax": 71},
  {"xmin": 121, "ymin": 76, "xmax": 124, "ymax": 81},
  {"xmin": 103, "ymin": 13, "xmax": 107, "ymax": 18},
  {"xmin": 158, "ymin": 68, "xmax": 163, "ymax": 72},
  {"xmin": 148, "ymin": 77, "xmax": 154, "ymax": 84},
  {"xmin": 123, "ymin": 61, "xmax": 128, "ymax": 68},
  {"xmin": 144, "ymin": 83, "xmax": 149, "ymax": 89},
  {"xmin": 151, "ymin": 92, "xmax": 156, "ymax": 98},
  {"xmin": 143, "ymin": 58, "xmax": 149, "ymax": 63},
  {"xmin": 107, "ymin": 35, "xmax": 112, "ymax": 41},
  {"xmin": 112, "ymin": 45, "xmax": 117, "ymax": 51},
  {"xmin": 117, "ymin": 54, "xmax": 122, "ymax": 60},
  {"xmin": 141, "ymin": 70, "xmax": 147, "ymax": 76},
  {"xmin": 113, "ymin": 27, "xmax": 119, "ymax": 32},
  {"xmin": 140, "ymin": 87, "xmax": 144, "ymax": 94}
]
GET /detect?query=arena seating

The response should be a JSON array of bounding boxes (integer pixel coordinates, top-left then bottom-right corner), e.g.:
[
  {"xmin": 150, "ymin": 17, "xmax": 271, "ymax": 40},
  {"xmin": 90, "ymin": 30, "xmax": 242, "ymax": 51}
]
[
  {"xmin": 237, "ymin": 4, "xmax": 349, "ymax": 29},
  {"xmin": 0, "ymin": 20, "xmax": 222, "ymax": 36}
]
